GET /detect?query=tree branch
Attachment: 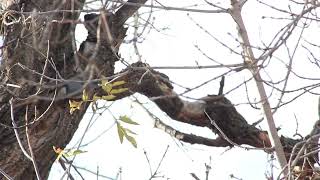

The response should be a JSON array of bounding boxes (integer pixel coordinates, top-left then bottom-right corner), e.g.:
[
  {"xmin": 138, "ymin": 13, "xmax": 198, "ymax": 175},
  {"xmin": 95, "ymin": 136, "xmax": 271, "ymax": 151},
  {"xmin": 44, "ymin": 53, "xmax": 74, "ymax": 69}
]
[
  {"xmin": 84, "ymin": 62, "xmax": 274, "ymax": 148},
  {"xmin": 114, "ymin": 0, "xmax": 148, "ymax": 27},
  {"xmin": 229, "ymin": 0, "xmax": 288, "ymax": 173}
]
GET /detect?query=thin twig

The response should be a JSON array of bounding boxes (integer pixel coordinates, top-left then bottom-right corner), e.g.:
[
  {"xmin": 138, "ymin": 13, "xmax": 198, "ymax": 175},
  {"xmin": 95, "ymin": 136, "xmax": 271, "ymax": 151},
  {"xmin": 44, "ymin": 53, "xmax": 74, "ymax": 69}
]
[
  {"xmin": 143, "ymin": 150, "xmax": 153, "ymax": 177},
  {"xmin": 0, "ymin": 167, "xmax": 14, "ymax": 180},
  {"xmin": 58, "ymin": 158, "xmax": 76, "ymax": 180},
  {"xmin": 25, "ymin": 106, "xmax": 42, "ymax": 180},
  {"xmin": 72, "ymin": 165, "xmax": 115, "ymax": 180},
  {"xmin": 148, "ymin": 145, "xmax": 169, "ymax": 180},
  {"xmin": 190, "ymin": 173, "xmax": 201, "ymax": 180},
  {"xmin": 9, "ymin": 98, "xmax": 32, "ymax": 161}
]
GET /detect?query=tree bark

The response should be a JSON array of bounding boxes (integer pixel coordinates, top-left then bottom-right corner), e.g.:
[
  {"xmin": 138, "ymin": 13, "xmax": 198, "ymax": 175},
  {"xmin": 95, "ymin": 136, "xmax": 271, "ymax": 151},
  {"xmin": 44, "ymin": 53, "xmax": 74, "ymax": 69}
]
[
  {"xmin": 0, "ymin": 0, "xmax": 88, "ymax": 179},
  {"xmin": 0, "ymin": 0, "xmax": 151, "ymax": 179}
]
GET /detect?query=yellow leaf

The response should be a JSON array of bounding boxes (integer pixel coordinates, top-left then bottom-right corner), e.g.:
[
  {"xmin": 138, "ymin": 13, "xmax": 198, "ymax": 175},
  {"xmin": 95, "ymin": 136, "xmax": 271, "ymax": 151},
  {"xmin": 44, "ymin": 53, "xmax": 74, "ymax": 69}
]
[
  {"xmin": 53, "ymin": 146, "xmax": 63, "ymax": 154},
  {"xmin": 101, "ymin": 94, "xmax": 116, "ymax": 100},
  {"xmin": 293, "ymin": 166, "xmax": 301, "ymax": 173},
  {"xmin": 100, "ymin": 79, "xmax": 113, "ymax": 93},
  {"xmin": 53, "ymin": 146, "xmax": 64, "ymax": 161},
  {"xmin": 110, "ymin": 88, "xmax": 128, "ymax": 94},
  {"xmin": 82, "ymin": 89, "xmax": 89, "ymax": 102},
  {"xmin": 100, "ymin": 79, "xmax": 108, "ymax": 86},
  {"xmin": 112, "ymin": 80, "xmax": 126, "ymax": 87},
  {"xmin": 159, "ymin": 82, "xmax": 170, "ymax": 92},
  {"xmin": 93, "ymin": 94, "xmax": 101, "ymax": 101},
  {"xmin": 69, "ymin": 100, "xmax": 83, "ymax": 114}
]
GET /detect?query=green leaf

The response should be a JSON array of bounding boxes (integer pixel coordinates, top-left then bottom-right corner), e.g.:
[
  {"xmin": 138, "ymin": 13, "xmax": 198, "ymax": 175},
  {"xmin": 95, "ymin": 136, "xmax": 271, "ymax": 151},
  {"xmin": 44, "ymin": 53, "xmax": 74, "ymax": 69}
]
[
  {"xmin": 117, "ymin": 123, "xmax": 125, "ymax": 143},
  {"xmin": 124, "ymin": 128, "xmax": 137, "ymax": 135},
  {"xmin": 125, "ymin": 133, "xmax": 137, "ymax": 148},
  {"xmin": 72, "ymin": 149, "xmax": 87, "ymax": 156},
  {"xmin": 119, "ymin": 115, "xmax": 139, "ymax": 125},
  {"xmin": 65, "ymin": 149, "xmax": 87, "ymax": 157}
]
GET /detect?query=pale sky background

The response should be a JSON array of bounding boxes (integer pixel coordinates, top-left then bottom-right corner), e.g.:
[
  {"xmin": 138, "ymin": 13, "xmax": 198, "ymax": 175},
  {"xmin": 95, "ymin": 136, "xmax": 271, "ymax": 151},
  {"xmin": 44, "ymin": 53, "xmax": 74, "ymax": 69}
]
[{"xmin": 0, "ymin": 0, "xmax": 313, "ymax": 179}]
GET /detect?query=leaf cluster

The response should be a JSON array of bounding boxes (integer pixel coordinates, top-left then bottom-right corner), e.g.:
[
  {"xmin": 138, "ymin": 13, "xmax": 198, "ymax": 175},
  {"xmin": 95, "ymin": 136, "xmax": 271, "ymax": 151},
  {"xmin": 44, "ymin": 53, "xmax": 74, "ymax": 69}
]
[
  {"xmin": 69, "ymin": 79, "xmax": 129, "ymax": 114},
  {"xmin": 116, "ymin": 115, "xmax": 139, "ymax": 148},
  {"xmin": 53, "ymin": 146, "xmax": 87, "ymax": 161}
]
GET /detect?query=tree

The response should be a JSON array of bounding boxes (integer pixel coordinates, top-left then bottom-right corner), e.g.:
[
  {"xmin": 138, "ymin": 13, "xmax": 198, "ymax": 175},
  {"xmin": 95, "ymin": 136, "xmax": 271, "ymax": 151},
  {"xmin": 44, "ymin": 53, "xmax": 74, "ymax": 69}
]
[{"xmin": 0, "ymin": 0, "xmax": 319, "ymax": 179}]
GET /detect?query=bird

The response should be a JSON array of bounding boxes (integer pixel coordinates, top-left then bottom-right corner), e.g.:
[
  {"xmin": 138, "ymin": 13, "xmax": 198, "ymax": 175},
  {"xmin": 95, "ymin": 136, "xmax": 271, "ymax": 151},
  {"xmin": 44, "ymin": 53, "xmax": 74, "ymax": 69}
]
[{"xmin": 56, "ymin": 79, "xmax": 98, "ymax": 99}]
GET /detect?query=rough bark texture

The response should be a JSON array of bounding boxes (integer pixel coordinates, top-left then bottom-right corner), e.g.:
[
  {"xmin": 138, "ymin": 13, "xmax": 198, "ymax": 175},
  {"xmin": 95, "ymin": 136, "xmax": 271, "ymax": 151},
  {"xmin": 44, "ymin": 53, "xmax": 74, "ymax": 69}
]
[
  {"xmin": 0, "ymin": 0, "xmax": 86, "ymax": 179},
  {"xmin": 0, "ymin": 0, "xmax": 319, "ymax": 179},
  {"xmin": 0, "ymin": 0, "xmax": 151, "ymax": 179}
]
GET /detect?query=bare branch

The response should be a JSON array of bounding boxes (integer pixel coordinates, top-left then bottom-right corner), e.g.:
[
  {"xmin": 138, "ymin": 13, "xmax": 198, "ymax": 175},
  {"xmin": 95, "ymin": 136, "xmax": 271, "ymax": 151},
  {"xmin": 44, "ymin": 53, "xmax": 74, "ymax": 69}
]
[
  {"xmin": 0, "ymin": 167, "xmax": 13, "ymax": 180},
  {"xmin": 229, "ymin": 0, "xmax": 288, "ymax": 173},
  {"xmin": 114, "ymin": 0, "xmax": 148, "ymax": 27}
]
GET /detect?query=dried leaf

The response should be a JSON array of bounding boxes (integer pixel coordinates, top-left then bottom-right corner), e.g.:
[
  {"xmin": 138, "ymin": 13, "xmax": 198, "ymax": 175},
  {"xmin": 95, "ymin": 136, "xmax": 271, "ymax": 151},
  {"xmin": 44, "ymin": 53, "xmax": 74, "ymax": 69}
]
[
  {"xmin": 69, "ymin": 100, "xmax": 83, "ymax": 114},
  {"xmin": 53, "ymin": 146, "xmax": 63, "ymax": 154},
  {"xmin": 53, "ymin": 146, "xmax": 64, "ymax": 161},
  {"xmin": 159, "ymin": 82, "xmax": 170, "ymax": 92}
]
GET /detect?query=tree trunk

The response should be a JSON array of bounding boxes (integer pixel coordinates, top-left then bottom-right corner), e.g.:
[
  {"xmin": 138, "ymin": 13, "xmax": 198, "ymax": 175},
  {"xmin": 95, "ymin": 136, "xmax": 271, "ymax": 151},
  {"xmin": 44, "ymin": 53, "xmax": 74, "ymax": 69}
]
[
  {"xmin": 0, "ymin": 0, "xmax": 93, "ymax": 179},
  {"xmin": 0, "ymin": 0, "xmax": 85, "ymax": 179},
  {"xmin": 0, "ymin": 0, "xmax": 149, "ymax": 179}
]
